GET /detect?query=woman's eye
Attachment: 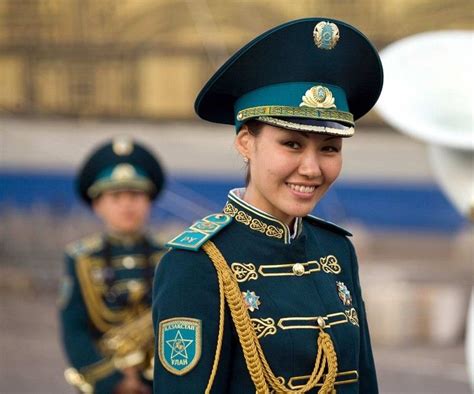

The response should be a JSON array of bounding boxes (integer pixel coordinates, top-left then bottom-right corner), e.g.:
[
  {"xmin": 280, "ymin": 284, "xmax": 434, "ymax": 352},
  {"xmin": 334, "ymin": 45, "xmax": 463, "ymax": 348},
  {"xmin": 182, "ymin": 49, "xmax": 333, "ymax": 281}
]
[
  {"xmin": 283, "ymin": 141, "xmax": 301, "ymax": 149},
  {"xmin": 322, "ymin": 145, "xmax": 340, "ymax": 153}
]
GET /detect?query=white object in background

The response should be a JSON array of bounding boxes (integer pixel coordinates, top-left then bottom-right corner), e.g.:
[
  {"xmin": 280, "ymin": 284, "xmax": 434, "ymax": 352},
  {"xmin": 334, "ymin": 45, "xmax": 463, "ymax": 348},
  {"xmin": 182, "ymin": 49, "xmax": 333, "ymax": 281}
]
[
  {"xmin": 376, "ymin": 30, "xmax": 474, "ymax": 388},
  {"xmin": 429, "ymin": 146, "xmax": 474, "ymax": 219},
  {"xmin": 467, "ymin": 289, "xmax": 474, "ymax": 392},
  {"xmin": 376, "ymin": 30, "xmax": 473, "ymax": 151}
]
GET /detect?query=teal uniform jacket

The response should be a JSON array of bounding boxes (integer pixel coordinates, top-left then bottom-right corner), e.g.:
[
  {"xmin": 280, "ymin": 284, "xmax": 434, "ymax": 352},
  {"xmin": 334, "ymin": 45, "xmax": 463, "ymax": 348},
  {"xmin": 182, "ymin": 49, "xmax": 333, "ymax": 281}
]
[
  {"xmin": 59, "ymin": 232, "xmax": 164, "ymax": 393},
  {"xmin": 152, "ymin": 190, "xmax": 378, "ymax": 393}
]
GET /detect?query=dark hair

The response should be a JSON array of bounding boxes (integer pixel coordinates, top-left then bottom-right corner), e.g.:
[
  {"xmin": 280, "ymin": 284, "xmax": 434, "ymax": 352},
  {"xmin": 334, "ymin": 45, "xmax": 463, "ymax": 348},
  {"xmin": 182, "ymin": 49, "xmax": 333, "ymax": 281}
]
[{"xmin": 243, "ymin": 120, "xmax": 265, "ymax": 185}]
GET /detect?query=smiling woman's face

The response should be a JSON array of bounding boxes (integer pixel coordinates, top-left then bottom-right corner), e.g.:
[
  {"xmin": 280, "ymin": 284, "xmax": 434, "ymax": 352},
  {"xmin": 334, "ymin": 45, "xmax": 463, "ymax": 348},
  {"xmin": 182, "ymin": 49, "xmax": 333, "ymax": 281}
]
[{"xmin": 235, "ymin": 123, "xmax": 343, "ymax": 225}]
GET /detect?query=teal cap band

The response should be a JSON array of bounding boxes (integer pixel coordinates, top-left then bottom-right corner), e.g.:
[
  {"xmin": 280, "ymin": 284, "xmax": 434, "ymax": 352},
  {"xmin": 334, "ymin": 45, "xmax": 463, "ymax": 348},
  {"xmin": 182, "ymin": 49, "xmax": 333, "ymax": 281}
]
[
  {"xmin": 234, "ymin": 82, "xmax": 353, "ymax": 132},
  {"xmin": 87, "ymin": 163, "xmax": 154, "ymax": 198}
]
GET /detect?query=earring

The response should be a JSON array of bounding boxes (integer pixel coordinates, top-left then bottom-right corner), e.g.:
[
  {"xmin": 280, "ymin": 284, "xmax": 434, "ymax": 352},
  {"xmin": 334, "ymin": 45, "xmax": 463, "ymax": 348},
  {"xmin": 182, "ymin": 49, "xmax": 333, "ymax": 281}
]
[{"xmin": 243, "ymin": 156, "xmax": 249, "ymax": 163}]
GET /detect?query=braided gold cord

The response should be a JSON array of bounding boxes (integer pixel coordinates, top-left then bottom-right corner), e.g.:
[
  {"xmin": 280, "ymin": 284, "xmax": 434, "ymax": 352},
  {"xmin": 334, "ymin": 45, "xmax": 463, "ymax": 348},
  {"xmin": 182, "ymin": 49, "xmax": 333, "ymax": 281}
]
[
  {"xmin": 202, "ymin": 241, "xmax": 338, "ymax": 394},
  {"xmin": 205, "ymin": 255, "xmax": 226, "ymax": 393},
  {"xmin": 203, "ymin": 242, "xmax": 269, "ymax": 393},
  {"xmin": 76, "ymin": 257, "xmax": 131, "ymax": 332}
]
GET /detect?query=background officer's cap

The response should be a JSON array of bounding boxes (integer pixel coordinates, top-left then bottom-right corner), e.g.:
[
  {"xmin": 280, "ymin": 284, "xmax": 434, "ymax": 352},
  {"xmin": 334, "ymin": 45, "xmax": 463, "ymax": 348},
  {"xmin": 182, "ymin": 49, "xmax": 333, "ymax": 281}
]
[
  {"xmin": 77, "ymin": 137, "xmax": 165, "ymax": 205},
  {"xmin": 195, "ymin": 17, "xmax": 383, "ymax": 137}
]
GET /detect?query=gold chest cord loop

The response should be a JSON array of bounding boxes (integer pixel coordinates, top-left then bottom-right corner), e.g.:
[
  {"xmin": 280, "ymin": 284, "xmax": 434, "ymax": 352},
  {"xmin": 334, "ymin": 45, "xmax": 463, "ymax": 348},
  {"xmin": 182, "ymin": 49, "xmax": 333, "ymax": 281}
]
[{"xmin": 202, "ymin": 241, "xmax": 338, "ymax": 393}]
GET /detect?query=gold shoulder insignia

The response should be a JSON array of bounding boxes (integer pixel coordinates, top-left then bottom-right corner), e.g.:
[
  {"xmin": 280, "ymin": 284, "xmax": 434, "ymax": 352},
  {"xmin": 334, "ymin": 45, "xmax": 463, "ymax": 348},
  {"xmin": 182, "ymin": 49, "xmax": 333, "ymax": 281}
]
[
  {"xmin": 66, "ymin": 233, "xmax": 104, "ymax": 257},
  {"xmin": 304, "ymin": 215, "xmax": 352, "ymax": 237}
]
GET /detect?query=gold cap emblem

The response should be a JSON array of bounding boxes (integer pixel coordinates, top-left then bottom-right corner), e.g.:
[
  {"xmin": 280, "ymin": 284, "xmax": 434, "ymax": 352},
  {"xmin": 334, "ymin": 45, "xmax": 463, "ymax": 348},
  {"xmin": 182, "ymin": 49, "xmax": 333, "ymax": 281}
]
[
  {"xmin": 300, "ymin": 86, "xmax": 336, "ymax": 109},
  {"xmin": 111, "ymin": 164, "xmax": 136, "ymax": 181},
  {"xmin": 313, "ymin": 21, "xmax": 340, "ymax": 50},
  {"xmin": 113, "ymin": 137, "xmax": 134, "ymax": 156}
]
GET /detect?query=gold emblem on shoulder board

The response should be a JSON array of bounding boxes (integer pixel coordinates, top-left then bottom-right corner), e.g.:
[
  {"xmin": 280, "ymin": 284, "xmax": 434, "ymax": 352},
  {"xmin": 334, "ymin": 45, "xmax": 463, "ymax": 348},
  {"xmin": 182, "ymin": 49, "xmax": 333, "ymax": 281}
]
[
  {"xmin": 113, "ymin": 137, "xmax": 134, "ymax": 156},
  {"xmin": 313, "ymin": 21, "xmax": 340, "ymax": 50}
]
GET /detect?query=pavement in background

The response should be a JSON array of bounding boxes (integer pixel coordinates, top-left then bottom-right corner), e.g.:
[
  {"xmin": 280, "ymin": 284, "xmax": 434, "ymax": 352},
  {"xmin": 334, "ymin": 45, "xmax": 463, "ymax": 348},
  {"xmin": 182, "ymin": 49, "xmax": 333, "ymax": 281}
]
[{"xmin": 1, "ymin": 291, "xmax": 471, "ymax": 394}]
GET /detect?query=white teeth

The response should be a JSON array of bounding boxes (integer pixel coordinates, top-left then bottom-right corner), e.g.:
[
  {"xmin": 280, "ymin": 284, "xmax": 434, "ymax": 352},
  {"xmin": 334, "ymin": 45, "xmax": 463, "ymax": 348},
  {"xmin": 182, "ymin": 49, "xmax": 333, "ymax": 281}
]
[{"xmin": 288, "ymin": 183, "xmax": 315, "ymax": 193}]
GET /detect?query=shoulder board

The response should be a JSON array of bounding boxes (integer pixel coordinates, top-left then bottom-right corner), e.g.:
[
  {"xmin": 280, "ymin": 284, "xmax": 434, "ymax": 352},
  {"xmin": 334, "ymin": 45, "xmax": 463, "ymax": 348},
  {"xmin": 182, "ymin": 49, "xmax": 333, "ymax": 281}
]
[
  {"xmin": 166, "ymin": 214, "xmax": 233, "ymax": 251},
  {"xmin": 304, "ymin": 215, "xmax": 352, "ymax": 237},
  {"xmin": 65, "ymin": 233, "xmax": 104, "ymax": 257}
]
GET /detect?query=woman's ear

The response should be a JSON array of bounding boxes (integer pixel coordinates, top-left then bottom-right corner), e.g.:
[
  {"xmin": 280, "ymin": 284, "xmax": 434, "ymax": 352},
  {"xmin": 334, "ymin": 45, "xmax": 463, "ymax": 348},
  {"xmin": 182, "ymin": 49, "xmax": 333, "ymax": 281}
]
[{"xmin": 234, "ymin": 125, "xmax": 253, "ymax": 160}]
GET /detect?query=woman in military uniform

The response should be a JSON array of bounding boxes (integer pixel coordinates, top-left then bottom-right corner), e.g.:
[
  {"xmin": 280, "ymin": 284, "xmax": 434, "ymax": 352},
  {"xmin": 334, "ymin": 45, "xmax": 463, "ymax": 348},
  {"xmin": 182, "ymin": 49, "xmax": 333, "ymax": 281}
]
[
  {"xmin": 59, "ymin": 137, "xmax": 165, "ymax": 394},
  {"xmin": 153, "ymin": 18, "xmax": 382, "ymax": 393}
]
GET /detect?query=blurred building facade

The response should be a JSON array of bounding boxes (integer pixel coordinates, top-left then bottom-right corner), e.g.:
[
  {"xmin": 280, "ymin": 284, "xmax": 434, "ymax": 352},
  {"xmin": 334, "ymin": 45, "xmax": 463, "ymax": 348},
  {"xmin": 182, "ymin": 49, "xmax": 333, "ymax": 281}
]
[{"xmin": 0, "ymin": 0, "xmax": 472, "ymax": 120}]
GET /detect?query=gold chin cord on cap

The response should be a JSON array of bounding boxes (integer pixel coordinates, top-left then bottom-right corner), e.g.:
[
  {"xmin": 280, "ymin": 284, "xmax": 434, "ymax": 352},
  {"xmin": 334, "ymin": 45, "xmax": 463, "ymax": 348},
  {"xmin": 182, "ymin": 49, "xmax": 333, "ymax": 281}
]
[{"xmin": 202, "ymin": 241, "xmax": 338, "ymax": 394}]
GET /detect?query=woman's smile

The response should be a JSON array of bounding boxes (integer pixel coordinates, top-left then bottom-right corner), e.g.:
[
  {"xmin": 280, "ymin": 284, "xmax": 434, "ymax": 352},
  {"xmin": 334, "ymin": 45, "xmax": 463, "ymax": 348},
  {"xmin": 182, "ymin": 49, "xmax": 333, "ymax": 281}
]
[{"xmin": 286, "ymin": 182, "xmax": 319, "ymax": 197}]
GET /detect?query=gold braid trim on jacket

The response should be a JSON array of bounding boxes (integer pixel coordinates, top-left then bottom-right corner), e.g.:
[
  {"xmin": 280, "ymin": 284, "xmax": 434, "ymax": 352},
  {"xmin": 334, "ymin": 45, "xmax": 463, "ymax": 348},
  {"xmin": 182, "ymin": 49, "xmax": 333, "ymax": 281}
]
[
  {"xmin": 202, "ymin": 241, "xmax": 338, "ymax": 394},
  {"xmin": 76, "ymin": 256, "xmax": 134, "ymax": 332}
]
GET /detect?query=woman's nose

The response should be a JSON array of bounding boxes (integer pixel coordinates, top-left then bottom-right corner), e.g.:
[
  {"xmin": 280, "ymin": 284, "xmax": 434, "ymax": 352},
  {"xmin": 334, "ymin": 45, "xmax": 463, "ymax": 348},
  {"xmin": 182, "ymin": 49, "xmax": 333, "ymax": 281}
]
[{"xmin": 298, "ymin": 152, "xmax": 322, "ymax": 178}]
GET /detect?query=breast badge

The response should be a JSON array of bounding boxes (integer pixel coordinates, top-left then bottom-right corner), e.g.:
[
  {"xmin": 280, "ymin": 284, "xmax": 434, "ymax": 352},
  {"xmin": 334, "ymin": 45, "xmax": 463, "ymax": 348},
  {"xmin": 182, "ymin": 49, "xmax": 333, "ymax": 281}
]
[
  {"xmin": 242, "ymin": 290, "xmax": 261, "ymax": 312},
  {"xmin": 158, "ymin": 318, "xmax": 202, "ymax": 375},
  {"xmin": 336, "ymin": 281, "xmax": 353, "ymax": 306}
]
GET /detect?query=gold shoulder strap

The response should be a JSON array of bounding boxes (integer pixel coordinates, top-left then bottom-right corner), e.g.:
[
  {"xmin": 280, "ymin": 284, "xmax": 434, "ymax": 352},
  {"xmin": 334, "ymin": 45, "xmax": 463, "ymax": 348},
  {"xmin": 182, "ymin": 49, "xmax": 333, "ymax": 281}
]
[{"xmin": 202, "ymin": 241, "xmax": 338, "ymax": 394}]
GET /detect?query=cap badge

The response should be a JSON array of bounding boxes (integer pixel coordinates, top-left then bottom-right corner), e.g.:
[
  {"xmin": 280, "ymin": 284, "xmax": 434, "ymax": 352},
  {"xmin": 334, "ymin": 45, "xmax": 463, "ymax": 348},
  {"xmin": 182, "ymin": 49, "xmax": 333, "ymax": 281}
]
[
  {"xmin": 300, "ymin": 85, "xmax": 336, "ymax": 109},
  {"xmin": 313, "ymin": 21, "xmax": 340, "ymax": 50},
  {"xmin": 336, "ymin": 281, "xmax": 352, "ymax": 306},
  {"xmin": 111, "ymin": 163, "xmax": 136, "ymax": 181},
  {"xmin": 113, "ymin": 137, "xmax": 134, "ymax": 156},
  {"xmin": 242, "ymin": 290, "xmax": 261, "ymax": 312}
]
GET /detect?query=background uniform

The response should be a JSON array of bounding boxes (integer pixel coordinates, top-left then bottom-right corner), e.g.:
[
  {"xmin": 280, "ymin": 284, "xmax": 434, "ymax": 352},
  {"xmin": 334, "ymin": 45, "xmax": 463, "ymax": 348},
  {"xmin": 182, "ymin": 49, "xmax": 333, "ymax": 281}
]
[
  {"xmin": 61, "ymin": 232, "xmax": 163, "ymax": 392},
  {"xmin": 59, "ymin": 137, "xmax": 165, "ymax": 393}
]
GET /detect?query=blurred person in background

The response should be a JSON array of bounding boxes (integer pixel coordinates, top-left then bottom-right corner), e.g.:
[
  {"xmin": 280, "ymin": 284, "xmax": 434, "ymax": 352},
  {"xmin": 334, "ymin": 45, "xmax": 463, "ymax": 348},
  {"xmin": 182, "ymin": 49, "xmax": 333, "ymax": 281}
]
[
  {"xmin": 152, "ymin": 18, "xmax": 382, "ymax": 393},
  {"xmin": 59, "ymin": 137, "xmax": 165, "ymax": 394}
]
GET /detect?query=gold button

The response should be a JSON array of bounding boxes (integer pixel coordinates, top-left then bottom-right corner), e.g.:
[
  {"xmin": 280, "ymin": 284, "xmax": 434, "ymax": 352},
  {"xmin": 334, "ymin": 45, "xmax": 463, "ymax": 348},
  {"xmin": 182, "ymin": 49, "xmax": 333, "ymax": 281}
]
[
  {"xmin": 292, "ymin": 263, "xmax": 305, "ymax": 276},
  {"xmin": 123, "ymin": 256, "xmax": 136, "ymax": 269},
  {"xmin": 237, "ymin": 112, "xmax": 243, "ymax": 120},
  {"xmin": 317, "ymin": 316, "xmax": 326, "ymax": 329}
]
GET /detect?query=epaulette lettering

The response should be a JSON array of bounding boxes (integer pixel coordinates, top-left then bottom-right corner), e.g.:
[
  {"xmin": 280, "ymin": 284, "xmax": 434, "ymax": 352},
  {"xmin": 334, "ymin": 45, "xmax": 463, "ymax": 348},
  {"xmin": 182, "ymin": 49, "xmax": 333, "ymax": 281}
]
[
  {"xmin": 166, "ymin": 214, "xmax": 232, "ymax": 251},
  {"xmin": 304, "ymin": 215, "xmax": 352, "ymax": 236}
]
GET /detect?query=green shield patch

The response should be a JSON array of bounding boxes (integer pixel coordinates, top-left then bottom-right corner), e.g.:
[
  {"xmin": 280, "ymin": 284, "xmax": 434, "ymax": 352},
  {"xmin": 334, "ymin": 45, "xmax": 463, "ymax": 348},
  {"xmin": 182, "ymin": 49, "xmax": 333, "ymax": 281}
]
[{"xmin": 158, "ymin": 317, "xmax": 202, "ymax": 375}]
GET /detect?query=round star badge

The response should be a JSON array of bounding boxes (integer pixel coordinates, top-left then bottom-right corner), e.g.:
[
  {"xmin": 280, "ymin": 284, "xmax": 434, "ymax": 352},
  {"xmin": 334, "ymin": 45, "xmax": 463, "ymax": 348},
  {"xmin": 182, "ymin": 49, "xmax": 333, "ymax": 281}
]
[
  {"xmin": 242, "ymin": 290, "xmax": 261, "ymax": 312},
  {"xmin": 336, "ymin": 281, "xmax": 352, "ymax": 306}
]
